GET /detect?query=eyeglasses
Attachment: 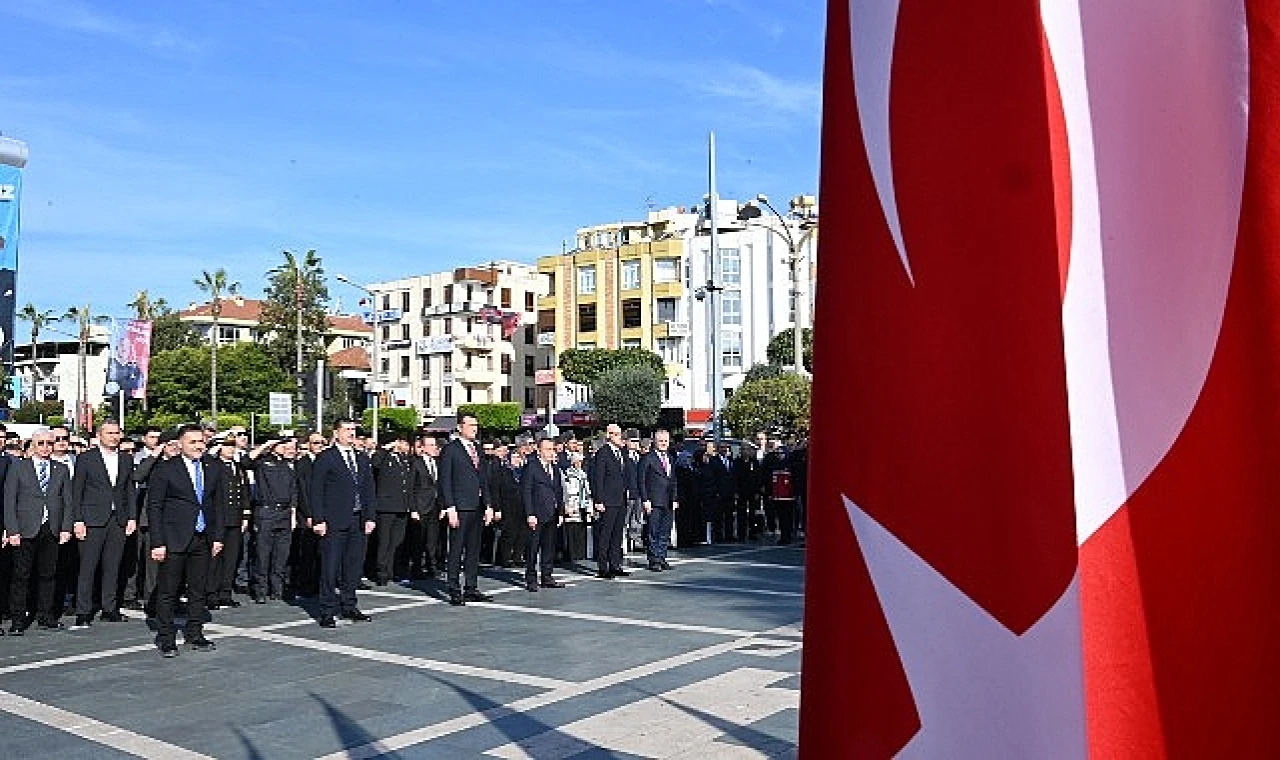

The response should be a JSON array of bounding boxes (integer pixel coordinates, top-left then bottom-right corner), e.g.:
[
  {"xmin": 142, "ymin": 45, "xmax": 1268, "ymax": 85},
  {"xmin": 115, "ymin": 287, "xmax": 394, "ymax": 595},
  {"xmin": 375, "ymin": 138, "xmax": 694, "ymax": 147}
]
[
  {"xmin": 54, "ymin": 436, "xmax": 68, "ymax": 442},
  {"xmin": 34, "ymin": 440, "xmax": 53, "ymax": 446},
  {"xmin": 309, "ymin": 440, "xmax": 325, "ymax": 446}
]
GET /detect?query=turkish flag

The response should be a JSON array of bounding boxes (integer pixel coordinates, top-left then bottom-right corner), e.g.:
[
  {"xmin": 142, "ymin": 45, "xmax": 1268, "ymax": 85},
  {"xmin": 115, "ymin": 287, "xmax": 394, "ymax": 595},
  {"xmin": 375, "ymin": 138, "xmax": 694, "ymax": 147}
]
[{"xmin": 801, "ymin": 1, "xmax": 1280, "ymax": 757}]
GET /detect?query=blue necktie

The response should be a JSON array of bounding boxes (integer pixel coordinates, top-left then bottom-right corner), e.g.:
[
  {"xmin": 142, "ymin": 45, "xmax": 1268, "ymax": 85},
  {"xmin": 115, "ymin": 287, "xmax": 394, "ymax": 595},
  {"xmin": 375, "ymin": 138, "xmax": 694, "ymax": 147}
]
[
  {"xmin": 193, "ymin": 460, "xmax": 206, "ymax": 533},
  {"xmin": 37, "ymin": 460, "xmax": 49, "ymax": 492}
]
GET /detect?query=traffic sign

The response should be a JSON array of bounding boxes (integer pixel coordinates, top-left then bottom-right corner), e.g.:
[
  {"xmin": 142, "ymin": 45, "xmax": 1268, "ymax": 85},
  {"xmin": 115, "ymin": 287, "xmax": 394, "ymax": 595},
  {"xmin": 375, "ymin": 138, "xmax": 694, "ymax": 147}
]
[{"xmin": 268, "ymin": 392, "xmax": 293, "ymax": 425}]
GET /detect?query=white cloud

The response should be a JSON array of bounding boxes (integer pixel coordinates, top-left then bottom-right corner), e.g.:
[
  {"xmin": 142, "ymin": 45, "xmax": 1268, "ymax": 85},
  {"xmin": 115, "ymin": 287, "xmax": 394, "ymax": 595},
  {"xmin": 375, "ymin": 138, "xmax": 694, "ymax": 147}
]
[{"xmin": 2, "ymin": 0, "xmax": 204, "ymax": 56}]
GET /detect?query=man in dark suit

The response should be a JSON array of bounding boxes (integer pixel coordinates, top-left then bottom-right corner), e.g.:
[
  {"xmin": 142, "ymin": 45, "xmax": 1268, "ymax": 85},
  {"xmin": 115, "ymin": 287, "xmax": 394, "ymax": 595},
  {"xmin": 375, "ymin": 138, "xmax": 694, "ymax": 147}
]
[
  {"xmin": 290, "ymin": 431, "xmax": 325, "ymax": 597},
  {"xmin": 3, "ymin": 429, "xmax": 74, "ymax": 634},
  {"xmin": 437, "ymin": 414, "xmax": 494, "ymax": 606},
  {"xmin": 309, "ymin": 418, "xmax": 376, "ymax": 628},
  {"xmin": 70, "ymin": 420, "xmax": 136, "ymax": 628},
  {"xmin": 521, "ymin": 437, "xmax": 565, "ymax": 592},
  {"xmin": 146, "ymin": 424, "xmax": 227, "ymax": 656},
  {"xmin": 638, "ymin": 429, "xmax": 679, "ymax": 571},
  {"xmin": 408, "ymin": 435, "xmax": 442, "ymax": 579},
  {"xmin": 371, "ymin": 435, "xmax": 415, "ymax": 586},
  {"xmin": 589, "ymin": 423, "xmax": 633, "ymax": 579}
]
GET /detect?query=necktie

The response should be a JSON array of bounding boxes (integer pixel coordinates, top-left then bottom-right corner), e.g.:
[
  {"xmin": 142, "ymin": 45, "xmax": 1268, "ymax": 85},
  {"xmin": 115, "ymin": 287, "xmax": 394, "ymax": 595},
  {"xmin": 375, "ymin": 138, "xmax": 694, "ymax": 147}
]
[
  {"xmin": 545, "ymin": 462, "xmax": 553, "ymax": 479},
  {"xmin": 345, "ymin": 449, "xmax": 357, "ymax": 479},
  {"xmin": 660, "ymin": 452, "xmax": 669, "ymax": 476},
  {"xmin": 467, "ymin": 443, "xmax": 478, "ymax": 468},
  {"xmin": 37, "ymin": 460, "xmax": 49, "ymax": 524},
  {"xmin": 427, "ymin": 457, "xmax": 436, "ymax": 479},
  {"xmin": 194, "ymin": 460, "xmax": 206, "ymax": 533}
]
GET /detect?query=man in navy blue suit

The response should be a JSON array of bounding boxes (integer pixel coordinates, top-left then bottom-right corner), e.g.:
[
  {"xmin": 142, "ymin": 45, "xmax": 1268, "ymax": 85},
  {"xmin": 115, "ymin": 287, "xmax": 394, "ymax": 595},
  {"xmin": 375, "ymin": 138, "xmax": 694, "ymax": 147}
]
[
  {"xmin": 437, "ymin": 414, "xmax": 494, "ymax": 606},
  {"xmin": 638, "ymin": 429, "xmax": 680, "ymax": 571},
  {"xmin": 521, "ymin": 436, "xmax": 565, "ymax": 592},
  {"xmin": 309, "ymin": 418, "xmax": 377, "ymax": 629},
  {"xmin": 589, "ymin": 424, "xmax": 634, "ymax": 579}
]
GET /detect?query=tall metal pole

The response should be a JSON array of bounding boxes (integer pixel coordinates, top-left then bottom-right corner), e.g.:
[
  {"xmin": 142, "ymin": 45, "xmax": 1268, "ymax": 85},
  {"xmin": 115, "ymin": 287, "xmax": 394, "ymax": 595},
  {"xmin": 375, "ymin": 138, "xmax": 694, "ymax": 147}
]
[
  {"xmin": 791, "ymin": 239, "xmax": 805, "ymax": 376},
  {"xmin": 708, "ymin": 131, "xmax": 723, "ymax": 444},
  {"xmin": 369, "ymin": 287, "xmax": 380, "ymax": 439},
  {"xmin": 315, "ymin": 357, "xmax": 324, "ymax": 432}
]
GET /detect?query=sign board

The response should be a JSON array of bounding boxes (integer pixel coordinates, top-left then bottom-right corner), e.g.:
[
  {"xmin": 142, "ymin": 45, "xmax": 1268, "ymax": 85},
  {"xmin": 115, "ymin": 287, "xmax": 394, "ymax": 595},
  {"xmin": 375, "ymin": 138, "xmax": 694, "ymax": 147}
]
[
  {"xmin": 361, "ymin": 309, "xmax": 403, "ymax": 325},
  {"xmin": 268, "ymin": 392, "xmax": 293, "ymax": 425},
  {"xmin": 534, "ymin": 368, "xmax": 556, "ymax": 386},
  {"xmin": 415, "ymin": 336, "xmax": 454, "ymax": 355}
]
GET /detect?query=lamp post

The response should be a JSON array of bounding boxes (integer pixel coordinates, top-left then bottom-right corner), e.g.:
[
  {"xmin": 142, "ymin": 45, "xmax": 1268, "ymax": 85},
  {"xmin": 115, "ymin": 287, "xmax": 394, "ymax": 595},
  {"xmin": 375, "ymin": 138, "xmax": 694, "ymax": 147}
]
[
  {"xmin": 335, "ymin": 275, "xmax": 379, "ymax": 437},
  {"xmin": 737, "ymin": 195, "xmax": 818, "ymax": 376}
]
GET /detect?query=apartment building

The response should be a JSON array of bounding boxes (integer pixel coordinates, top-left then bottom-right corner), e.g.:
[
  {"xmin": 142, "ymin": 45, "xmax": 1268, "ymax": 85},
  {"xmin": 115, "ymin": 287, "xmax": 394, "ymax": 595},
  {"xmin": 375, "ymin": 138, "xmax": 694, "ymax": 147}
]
[
  {"xmin": 178, "ymin": 296, "xmax": 372, "ymax": 356},
  {"xmin": 367, "ymin": 262, "xmax": 547, "ymax": 424}
]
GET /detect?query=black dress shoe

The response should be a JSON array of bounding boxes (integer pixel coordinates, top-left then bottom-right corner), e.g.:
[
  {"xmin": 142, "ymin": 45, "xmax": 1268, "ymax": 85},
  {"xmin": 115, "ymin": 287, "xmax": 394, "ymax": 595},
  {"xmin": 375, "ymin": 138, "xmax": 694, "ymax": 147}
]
[
  {"xmin": 598, "ymin": 570, "xmax": 614, "ymax": 579},
  {"xmin": 38, "ymin": 620, "xmax": 66, "ymax": 631},
  {"xmin": 612, "ymin": 569, "xmax": 631, "ymax": 577},
  {"xmin": 254, "ymin": 596, "xmax": 267, "ymax": 605},
  {"xmin": 8, "ymin": 623, "xmax": 24, "ymax": 636},
  {"xmin": 207, "ymin": 602, "xmax": 221, "ymax": 611},
  {"xmin": 224, "ymin": 599, "xmax": 242, "ymax": 608},
  {"xmin": 525, "ymin": 582, "xmax": 539, "ymax": 592},
  {"xmin": 123, "ymin": 599, "xmax": 144, "ymax": 611},
  {"xmin": 73, "ymin": 614, "xmax": 93, "ymax": 629},
  {"xmin": 448, "ymin": 593, "xmax": 465, "ymax": 607},
  {"xmin": 318, "ymin": 616, "xmax": 337, "ymax": 629},
  {"xmin": 99, "ymin": 611, "xmax": 126, "ymax": 622},
  {"xmin": 660, "ymin": 560, "xmax": 671, "ymax": 570},
  {"xmin": 648, "ymin": 563, "xmax": 664, "ymax": 572},
  {"xmin": 341, "ymin": 609, "xmax": 372, "ymax": 622},
  {"xmin": 540, "ymin": 580, "xmax": 566, "ymax": 588},
  {"xmin": 186, "ymin": 637, "xmax": 216, "ymax": 652},
  {"xmin": 159, "ymin": 643, "xmax": 179, "ymax": 658},
  {"xmin": 462, "ymin": 590, "xmax": 492, "ymax": 603}
]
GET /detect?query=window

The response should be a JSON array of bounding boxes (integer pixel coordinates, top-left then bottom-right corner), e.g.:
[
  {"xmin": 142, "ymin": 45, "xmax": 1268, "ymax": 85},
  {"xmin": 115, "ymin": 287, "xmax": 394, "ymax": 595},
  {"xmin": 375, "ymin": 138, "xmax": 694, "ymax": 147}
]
[
  {"xmin": 622, "ymin": 338, "xmax": 641, "ymax": 348},
  {"xmin": 381, "ymin": 325, "xmax": 391, "ymax": 341},
  {"xmin": 655, "ymin": 298, "xmax": 678, "ymax": 323},
  {"xmin": 622, "ymin": 298, "xmax": 642, "ymax": 329},
  {"xmin": 578, "ymin": 303, "xmax": 597, "ymax": 332},
  {"xmin": 721, "ymin": 291, "xmax": 742, "ymax": 326},
  {"xmin": 380, "ymin": 357, "xmax": 390, "ymax": 375},
  {"xmin": 466, "ymin": 285, "xmax": 474, "ymax": 302},
  {"xmin": 621, "ymin": 260, "xmax": 641, "ymax": 290},
  {"xmin": 501, "ymin": 288, "xmax": 512, "ymax": 309},
  {"xmin": 401, "ymin": 291, "xmax": 411, "ymax": 312},
  {"xmin": 654, "ymin": 258, "xmax": 680, "ymax": 283},
  {"xmin": 443, "ymin": 355, "xmax": 452, "ymax": 373},
  {"xmin": 501, "ymin": 386, "xmax": 513, "ymax": 402},
  {"xmin": 524, "ymin": 325, "xmax": 535, "ymax": 345},
  {"xmin": 524, "ymin": 356, "xmax": 535, "ymax": 377},
  {"xmin": 501, "ymin": 354, "xmax": 512, "ymax": 374},
  {"xmin": 723, "ymin": 331, "xmax": 743, "ymax": 369},
  {"xmin": 423, "ymin": 287, "xmax": 432, "ymax": 307},
  {"xmin": 420, "ymin": 356, "xmax": 430, "ymax": 379},
  {"xmin": 721, "ymin": 247, "xmax": 741, "ymax": 286},
  {"xmin": 657, "ymin": 337, "xmax": 683, "ymax": 364},
  {"xmin": 466, "ymin": 386, "xmax": 474, "ymax": 404},
  {"xmin": 524, "ymin": 387, "xmax": 535, "ymax": 409},
  {"xmin": 381, "ymin": 294, "xmax": 391, "ymax": 311},
  {"xmin": 217, "ymin": 326, "xmax": 238, "ymax": 344},
  {"xmin": 422, "ymin": 387, "xmax": 430, "ymax": 408},
  {"xmin": 422, "ymin": 321, "xmax": 430, "ymax": 337},
  {"xmin": 401, "ymin": 323, "xmax": 411, "ymax": 340},
  {"xmin": 525, "ymin": 292, "xmax": 535, "ymax": 311},
  {"xmin": 444, "ymin": 285, "xmax": 454, "ymax": 304},
  {"xmin": 444, "ymin": 317, "xmax": 453, "ymax": 334},
  {"xmin": 444, "ymin": 385, "xmax": 452, "ymax": 407},
  {"xmin": 577, "ymin": 266, "xmax": 597, "ymax": 295},
  {"xmin": 400, "ymin": 356, "xmax": 410, "ymax": 379}
]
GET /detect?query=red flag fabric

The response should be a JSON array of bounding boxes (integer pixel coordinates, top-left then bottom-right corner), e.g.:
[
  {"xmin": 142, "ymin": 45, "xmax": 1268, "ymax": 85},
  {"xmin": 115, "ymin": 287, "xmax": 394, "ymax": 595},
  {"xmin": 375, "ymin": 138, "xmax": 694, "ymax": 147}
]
[{"xmin": 801, "ymin": 1, "xmax": 1280, "ymax": 757}]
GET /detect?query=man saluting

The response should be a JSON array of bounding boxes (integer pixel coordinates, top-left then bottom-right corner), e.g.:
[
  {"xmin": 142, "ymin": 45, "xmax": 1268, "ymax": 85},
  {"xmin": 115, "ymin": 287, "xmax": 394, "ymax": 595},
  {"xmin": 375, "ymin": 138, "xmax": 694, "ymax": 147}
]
[{"xmin": 147, "ymin": 424, "xmax": 226, "ymax": 657}]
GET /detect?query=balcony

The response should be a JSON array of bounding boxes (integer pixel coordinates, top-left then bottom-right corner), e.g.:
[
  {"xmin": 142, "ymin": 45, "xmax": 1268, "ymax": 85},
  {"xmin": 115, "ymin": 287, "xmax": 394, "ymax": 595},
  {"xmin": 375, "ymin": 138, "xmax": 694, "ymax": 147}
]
[
  {"xmin": 538, "ymin": 294, "xmax": 558, "ymax": 310},
  {"xmin": 453, "ymin": 267, "xmax": 500, "ymax": 286},
  {"xmin": 653, "ymin": 321, "xmax": 689, "ymax": 339},
  {"xmin": 456, "ymin": 367, "xmax": 502, "ymax": 385},
  {"xmin": 423, "ymin": 301, "xmax": 484, "ymax": 317},
  {"xmin": 653, "ymin": 281, "xmax": 683, "ymax": 299},
  {"xmin": 456, "ymin": 334, "xmax": 496, "ymax": 352}
]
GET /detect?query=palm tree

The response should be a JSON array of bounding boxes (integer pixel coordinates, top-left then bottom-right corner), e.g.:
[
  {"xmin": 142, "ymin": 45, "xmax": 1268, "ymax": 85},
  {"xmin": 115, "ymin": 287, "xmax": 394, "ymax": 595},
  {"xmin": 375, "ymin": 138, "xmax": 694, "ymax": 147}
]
[
  {"xmin": 17, "ymin": 304, "xmax": 59, "ymax": 388},
  {"xmin": 127, "ymin": 290, "xmax": 169, "ymax": 321},
  {"xmin": 267, "ymin": 249, "xmax": 324, "ymax": 375},
  {"xmin": 194, "ymin": 269, "xmax": 240, "ymax": 426},
  {"xmin": 63, "ymin": 304, "xmax": 110, "ymax": 432}
]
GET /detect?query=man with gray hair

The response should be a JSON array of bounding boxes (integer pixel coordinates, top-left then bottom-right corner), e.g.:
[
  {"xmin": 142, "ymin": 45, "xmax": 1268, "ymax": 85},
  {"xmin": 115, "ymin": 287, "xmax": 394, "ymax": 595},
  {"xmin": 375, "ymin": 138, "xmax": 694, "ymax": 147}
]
[{"xmin": 4, "ymin": 428, "xmax": 75, "ymax": 634}]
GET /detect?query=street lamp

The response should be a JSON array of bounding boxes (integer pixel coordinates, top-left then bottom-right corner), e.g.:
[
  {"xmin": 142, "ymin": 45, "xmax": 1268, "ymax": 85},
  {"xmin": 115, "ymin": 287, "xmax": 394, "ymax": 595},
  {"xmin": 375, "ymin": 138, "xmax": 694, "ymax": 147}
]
[
  {"xmin": 334, "ymin": 274, "xmax": 379, "ymax": 438},
  {"xmin": 737, "ymin": 194, "xmax": 818, "ymax": 376}
]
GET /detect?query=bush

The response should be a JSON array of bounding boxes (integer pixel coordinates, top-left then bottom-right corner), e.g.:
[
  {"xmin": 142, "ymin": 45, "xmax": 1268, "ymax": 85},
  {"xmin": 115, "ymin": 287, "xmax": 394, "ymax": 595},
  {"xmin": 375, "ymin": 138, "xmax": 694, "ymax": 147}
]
[
  {"xmin": 12, "ymin": 400, "xmax": 62, "ymax": 424},
  {"xmin": 457, "ymin": 403, "xmax": 522, "ymax": 435},
  {"xmin": 362, "ymin": 407, "xmax": 419, "ymax": 437},
  {"xmin": 591, "ymin": 365, "xmax": 663, "ymax": 431}
]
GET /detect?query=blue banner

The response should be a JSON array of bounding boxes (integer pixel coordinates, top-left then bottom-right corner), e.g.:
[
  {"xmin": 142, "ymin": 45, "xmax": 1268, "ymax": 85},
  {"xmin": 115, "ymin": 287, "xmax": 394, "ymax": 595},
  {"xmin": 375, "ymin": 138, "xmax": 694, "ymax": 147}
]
[{"xmin": 0, "ymin": 163, "xmax": 19, "ymax": 370}]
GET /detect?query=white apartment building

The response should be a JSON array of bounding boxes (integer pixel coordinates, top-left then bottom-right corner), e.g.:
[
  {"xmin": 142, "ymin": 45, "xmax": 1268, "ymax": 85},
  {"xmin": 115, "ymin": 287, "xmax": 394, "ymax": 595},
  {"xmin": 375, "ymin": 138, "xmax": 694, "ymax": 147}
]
[
  {"xmin": 367, "ymin": 262, "xmax": 547, "ymax": 424},
  {"xmin": 12, "ymin": 325, "xmax": 111, "ymax": 410}
]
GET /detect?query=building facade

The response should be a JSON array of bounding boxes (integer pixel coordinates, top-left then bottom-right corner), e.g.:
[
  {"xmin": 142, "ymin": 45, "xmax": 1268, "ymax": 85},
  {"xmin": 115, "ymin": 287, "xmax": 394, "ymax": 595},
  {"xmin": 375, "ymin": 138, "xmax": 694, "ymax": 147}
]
[
  {"xmin": 12, "ymin": 325, "xmax": 111, "ymax": 415},
  {"xmin": 178, "ymin": 296, "xmax": 372, "ymax": 356},
  {"xmin": 366, "ymin": 262, "xmax": 547, "ymax": 424},
  {"xmin": 537, "ymin": 197, "xmax": 817, "ymax": 430}
]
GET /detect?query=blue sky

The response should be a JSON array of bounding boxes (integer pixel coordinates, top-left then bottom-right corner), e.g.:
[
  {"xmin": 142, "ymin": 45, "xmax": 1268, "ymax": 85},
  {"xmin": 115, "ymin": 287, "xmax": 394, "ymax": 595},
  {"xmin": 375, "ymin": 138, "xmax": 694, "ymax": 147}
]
[{"xmin": 0, "ymin": 0, "xmax": 824, "ymax": 318}]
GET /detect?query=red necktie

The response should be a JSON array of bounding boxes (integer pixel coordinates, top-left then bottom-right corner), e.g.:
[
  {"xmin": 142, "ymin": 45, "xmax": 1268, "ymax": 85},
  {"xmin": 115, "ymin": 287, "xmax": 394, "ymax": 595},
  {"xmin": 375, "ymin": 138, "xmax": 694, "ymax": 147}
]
[{"xmin": 467, "ymin": 443, "xmax": 478, "ymax": 468}]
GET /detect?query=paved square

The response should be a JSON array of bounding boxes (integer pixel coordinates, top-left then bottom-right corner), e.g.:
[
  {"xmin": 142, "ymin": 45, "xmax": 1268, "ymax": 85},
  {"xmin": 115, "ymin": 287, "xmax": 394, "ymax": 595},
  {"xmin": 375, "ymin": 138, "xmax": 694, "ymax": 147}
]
[{"xmin": 0, "ymin": 544, "xmax": 804, "ymax": 758}]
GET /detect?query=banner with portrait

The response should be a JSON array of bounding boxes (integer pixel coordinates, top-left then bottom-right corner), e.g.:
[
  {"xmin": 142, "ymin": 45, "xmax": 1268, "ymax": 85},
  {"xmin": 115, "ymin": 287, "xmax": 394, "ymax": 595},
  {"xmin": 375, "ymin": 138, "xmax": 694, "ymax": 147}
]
[{"xmin": 104, "ymin": 319, "xmax": 153, "ymax": 399}]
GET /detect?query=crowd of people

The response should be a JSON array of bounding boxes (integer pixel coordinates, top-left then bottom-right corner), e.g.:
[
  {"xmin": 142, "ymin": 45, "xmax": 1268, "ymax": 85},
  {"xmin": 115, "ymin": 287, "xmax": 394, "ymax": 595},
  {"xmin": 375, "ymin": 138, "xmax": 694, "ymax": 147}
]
[{"xmin": 0, "ymin": 416, "xmax": 807, "ymax": 656}]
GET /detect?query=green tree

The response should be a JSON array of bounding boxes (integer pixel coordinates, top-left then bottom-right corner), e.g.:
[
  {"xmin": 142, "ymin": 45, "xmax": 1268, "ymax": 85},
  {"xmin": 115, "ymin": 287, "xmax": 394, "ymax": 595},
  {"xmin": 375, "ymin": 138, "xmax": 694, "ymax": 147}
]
[
  {"xmin": 194, "ymin": 268, "xmax": 240, "ymax": 426},
  {"xmin": 590, "ymin": 365, "xmax": 663, "ymax": 430},
  {"xmin": 260, "ymin": 249, "xmax": 330, "ymax": 376},
  {"xmin": 17, "ymin": 303, "xmax": 60, "ymax": 388},
  {"xmin": 558, "ymin": 347, "xmax": 665, "ymax": 386},
  {"xmin": 150, "ymin": 313, "xmax": 201, "ymax": 353},
  {"xmin": 722, "ymin": 374, "xmax": 812, "ymax": 437},
  {"xmin": 148, "ymin": 343, "xmax": 292, "ymax": 420},
  {"xmin": 127, "ymin": 290, "xmax": 169, "ymax": 320},
  {"xmin": 744, "ymin": 363, "xmax": 784, "ymax": 383},
  {"xmin": 362, "ymin": 406, "xmax": 419, "ymax": 437},
  {"xmin": 766, "ymin": 327, "xmax": 814, "ymax": 372},
  {"xmin": 63, "ymin": 303, "xmax": 111, "ymax": 431},
  {"xmin": 457, "ymin": 402, "xmax": 522, "ymax": 436},
  {"xmin": 13, "ymin": 400, "xmax": 61, "ymax": 424}
]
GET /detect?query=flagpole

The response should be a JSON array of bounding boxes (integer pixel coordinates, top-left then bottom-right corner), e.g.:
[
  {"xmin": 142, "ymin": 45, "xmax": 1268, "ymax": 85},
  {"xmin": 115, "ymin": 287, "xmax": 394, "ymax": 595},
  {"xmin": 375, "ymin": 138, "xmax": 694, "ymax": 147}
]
[{"xmin": 708, "ymin": 131, "xmax": 723, "ymax": 444}]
